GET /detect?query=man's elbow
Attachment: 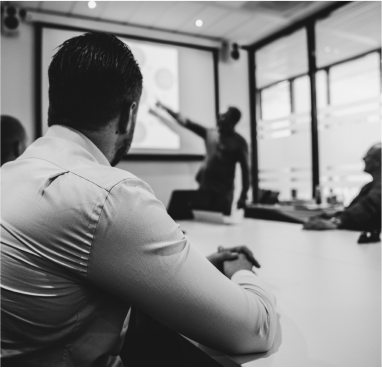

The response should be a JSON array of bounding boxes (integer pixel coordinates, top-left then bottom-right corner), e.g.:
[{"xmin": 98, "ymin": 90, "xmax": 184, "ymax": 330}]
[{"xmin": 223, "ymin": 320, "xmax": 277, "ymax": 355}]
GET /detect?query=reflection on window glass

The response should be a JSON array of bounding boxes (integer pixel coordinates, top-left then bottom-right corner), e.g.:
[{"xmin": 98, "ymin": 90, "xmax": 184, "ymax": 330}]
[
  {"xmin": 318, "ymin": 52, "xmax": 381, "ymax": 205},
  {"xmin": 293, "ymin": 75, "xmax": 311, "ymax": 114},
  {"xmin": 330, "ymin": 53, "xmax": 380, "ymax": 106},
  {"xmin": 316, "ymin": 2, "xmax": 381, "ymax": 68},
  {"xmin": 256, "ymin": 28, "xmax": 308, "ymax": 88},
  {"xmin": 316, "ymin": 70, "xmax": 328, "ymax": 110},
  {"xmin": 258, "ymin": 79, "xmax": 312, "ymax": 200},
  {"xmin": 261, "ymin": 81, "xmax": 291, "ymax": 121}
]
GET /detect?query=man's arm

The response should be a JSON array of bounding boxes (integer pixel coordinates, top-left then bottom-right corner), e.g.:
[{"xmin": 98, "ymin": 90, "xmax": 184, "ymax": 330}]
[
  {"xmin": 337, "ymin": 183, "xmax": 381, "ymax": 230},
  {"xmin": 237, "ymin": 138, "xmax": 250, "ymax": 209},
  {"xmin": 156, "ymin": 101, "xmax": 207, "ymax": 139},
  {"xmin": 88, "ymin": 179, "xmax": 276, "ymax": 354},
  {"xmin": 304, "ymin": 183, "xmax": 381, "ymax": 231}
]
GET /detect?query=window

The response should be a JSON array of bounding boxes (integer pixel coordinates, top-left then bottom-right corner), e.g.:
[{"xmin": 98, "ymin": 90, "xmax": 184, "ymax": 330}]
[
  {"xmin": 317, "ymin": 52, "xmax": 381, "ymax": 205},
  {"xmin": 251, "ymin": 2, "xmax": 381, "ymax": 204},
  {"xmin": 316, "ymin": 2, "xmax": 381, "ymax": 68},
  {"xmin": 256, "ymin": 29, "xmax": 308, "ymax": 89},
  {"xmin": 258, "ymin": 77, "xmax": 312, "ymax": 201},
  {"xmin": 256, "ymin": 29, "xmax": 311, "ymax": 201}
]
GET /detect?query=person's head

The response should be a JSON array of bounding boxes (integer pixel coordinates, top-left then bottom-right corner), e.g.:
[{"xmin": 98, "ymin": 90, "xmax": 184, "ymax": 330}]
[
  {"xmin": 48, "ymin": 32, "xmax": 143, "ymax": 166},
  {"xmin": 1, "ymin": 115, "xmax": 27, "ymax": 166},
  {"xmin": 363, "ymin": 143, "xmax": 381, "ymax": 176},
  {"xmin": 217, "ymin": 107, "xmax": 241, "ymax": 136}
]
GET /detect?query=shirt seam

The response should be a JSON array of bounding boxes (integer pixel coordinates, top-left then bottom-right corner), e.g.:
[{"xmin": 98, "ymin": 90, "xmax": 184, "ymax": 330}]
[
  {"xmin": 60, "ymin": 295, "xmax": 90, "ymax": 366},
  {"xmin": 86, "ymin": 179, "xmax": 138, "ymax": 279},
  {"xmin": 18, "ymin": 156, "xmax": 137, "ymax": 193}
]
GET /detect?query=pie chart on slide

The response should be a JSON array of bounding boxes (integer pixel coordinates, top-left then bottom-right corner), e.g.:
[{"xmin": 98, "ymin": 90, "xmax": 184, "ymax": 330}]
[
  {"xmin": 155, "ymin": 68, "xmax": 174, "ymax": 90},
  {"xmin": 126, "ymin": 40, "xmax": 180, "ymax": 150}
]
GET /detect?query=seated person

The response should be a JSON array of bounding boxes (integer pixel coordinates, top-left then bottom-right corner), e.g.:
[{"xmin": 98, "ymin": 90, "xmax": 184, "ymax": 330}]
[
  {"xmin": 1, "ymin": 115, "xmax": 27, "ymax": 166},
  {"xmin": 155, "ymin": 101, "xmax": 250, "ymax": 216},
  {"xmin": 1, "ymin": 32, "xmax": 276, "ymax": 366},
  {"xmin": 304, "ymin": 143, "xmax": 381, "ymax": 231}
]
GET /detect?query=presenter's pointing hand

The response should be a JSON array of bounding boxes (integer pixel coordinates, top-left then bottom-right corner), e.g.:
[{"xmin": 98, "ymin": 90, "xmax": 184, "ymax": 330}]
[{"xmin": 156, "ymin": 100, "xmax": 163, "ymax": 108}]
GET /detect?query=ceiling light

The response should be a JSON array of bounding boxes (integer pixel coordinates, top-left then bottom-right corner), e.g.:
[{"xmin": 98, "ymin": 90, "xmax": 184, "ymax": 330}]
[
  {"xmin": 88, "ymin": 1, "xmax": 96, "ymax": 9},
  {"xmin": 195, "ymin": 19, "xmax": 203, "ymax": 27},
  {"xmin": 324, "ymin": 46, "xmax": 331, "ymax": 53}
]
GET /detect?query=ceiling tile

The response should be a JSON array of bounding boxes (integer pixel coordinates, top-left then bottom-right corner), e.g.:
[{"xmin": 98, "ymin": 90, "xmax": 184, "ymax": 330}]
[
  {"xmin": 12, "ymin": 1, "xmax": 42, "ymax": 10},
  {"xmin": 100, "ymin": 1, "xmax": 143, "ymax": 23},
  {"xmin": 127, "ymin": 1, "xmax": 174, "ymax": 28},
  {"xmin": 229, "ymin": 18, "xmax": 285, "ymax": 44},
  {"xmin": 70, "ymin": 0, "xmax": 111, "ymax": 20},
  {"xmin": 200, "ymin": 11, "xmax": 252, "ymax": 39},
  {"xmin": 177, "ymin": 4, "xmax": 230, "ymax": 35},
  {"xmin": 40, "ymin": 1, "xmax": 74, "ymax": 14},
  {"xmin": 152, "ymin": 2, "xmax": 205, "ymax": 31}
]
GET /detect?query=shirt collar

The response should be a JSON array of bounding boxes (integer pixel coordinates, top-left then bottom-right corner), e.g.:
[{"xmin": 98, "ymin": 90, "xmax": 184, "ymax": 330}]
[{"xmin": 45, "ymin": 125, "xmax": 111, "ymax": 167}]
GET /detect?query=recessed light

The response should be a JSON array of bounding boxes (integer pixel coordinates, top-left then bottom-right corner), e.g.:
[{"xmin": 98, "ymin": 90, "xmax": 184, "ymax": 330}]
[
  {"xmin": 325, "ymin": 46, "xmax": 331, "ymax": 53},
  {"xmin": 88, "ymin": 1, "xmax": 97, "ymax": 9},
  {"xmin": 195, "ymin": 19, "xmax": 203, "ymax": 27}
]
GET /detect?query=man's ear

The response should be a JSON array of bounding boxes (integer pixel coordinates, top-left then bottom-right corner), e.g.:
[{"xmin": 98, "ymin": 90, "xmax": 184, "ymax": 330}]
[
  {"xmin": 12, "ymin": 141, "xmax": 21, "ymax": 158},
  {"xmin": 118, "ymin": 101, "xmax": 137, "ymax": 134}
]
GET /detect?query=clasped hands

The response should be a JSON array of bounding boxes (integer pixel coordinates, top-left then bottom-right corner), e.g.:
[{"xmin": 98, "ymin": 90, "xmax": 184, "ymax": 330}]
[{"xmin": 207, "ymin": 245, "xmax": 260, "ymax": 279}]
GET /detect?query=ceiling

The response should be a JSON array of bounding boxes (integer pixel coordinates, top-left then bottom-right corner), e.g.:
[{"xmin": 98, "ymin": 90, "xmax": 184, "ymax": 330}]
[{"xmin": 12, "ymin": 1, "xmax": 339, "ymax": 45}]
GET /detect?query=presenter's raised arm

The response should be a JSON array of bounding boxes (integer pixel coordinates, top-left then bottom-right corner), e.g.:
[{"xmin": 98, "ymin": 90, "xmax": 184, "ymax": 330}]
[
  {"xmin": 156, "ymin": 100, "xmax": 207, "ymax": 139},
  {"xmin": 89, "ymin": 179, "xmax": 277, "ymax": 355}
]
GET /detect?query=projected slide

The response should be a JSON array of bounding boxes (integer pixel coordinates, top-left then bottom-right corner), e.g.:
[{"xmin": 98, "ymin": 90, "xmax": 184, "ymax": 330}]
[
  {"xmin": 41, "ymin": 27, "xmax": 216, "ymax": 156},
  {"xmin": 126, "ymin": 40, "xmax": 180, "ymax": 150}
]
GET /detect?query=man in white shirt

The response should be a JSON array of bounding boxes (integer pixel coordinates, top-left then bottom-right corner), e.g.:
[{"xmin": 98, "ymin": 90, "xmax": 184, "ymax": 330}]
[{"xmin": 1, "ymin": 32, "xmax": 276, "ymax": 366}]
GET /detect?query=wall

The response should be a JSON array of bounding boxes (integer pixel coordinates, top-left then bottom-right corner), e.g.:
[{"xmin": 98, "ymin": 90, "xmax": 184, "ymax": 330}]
[{"xmin": 1, "ymin": 19, "xmax": 250, "ymax": 207}]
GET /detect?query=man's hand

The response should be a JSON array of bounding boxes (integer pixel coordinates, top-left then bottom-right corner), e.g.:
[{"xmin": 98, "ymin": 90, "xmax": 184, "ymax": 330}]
[
  {"xmin": 207, "ymin": 249, "xmax": 239, "ymax": 270},
  {"xmin": 303, "ymin": 218, "xmax": 338, "ymax": 230},
  {"xmin": 207, "ymin": 245, "xmax": 260, "ymax": 275},
  {"xmin": 223, "ymin": 253, "xmax": 254, "ymax": 279},
  {"xmin": 237, "ymin": 198, "xmax": 246, "ymax": 209}
]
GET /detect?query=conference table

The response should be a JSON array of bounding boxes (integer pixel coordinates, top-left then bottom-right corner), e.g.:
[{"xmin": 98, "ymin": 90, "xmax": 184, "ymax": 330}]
[{"xmin": 178, "ymin": 218, "xmax": 381, "ymax": 367}]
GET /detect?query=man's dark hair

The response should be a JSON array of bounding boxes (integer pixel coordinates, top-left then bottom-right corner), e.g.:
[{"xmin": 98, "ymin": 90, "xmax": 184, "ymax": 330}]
[
  {"xmin": 48, "ymin": 32, "xmax": 143, "ymax": 131},
  {"xmin": 228, "ymin": 107, "xmax": 241, "ymax": 125},
  {"xmin": 1, "ymin": 115, "xmax": 26, "ymax": 164}
]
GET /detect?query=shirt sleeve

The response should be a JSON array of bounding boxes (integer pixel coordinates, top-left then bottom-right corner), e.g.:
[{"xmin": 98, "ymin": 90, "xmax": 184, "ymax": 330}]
[
  {"xmin": 184, "ymin": 119, "xmax": 208, "ymax": 139},
  {"xmin": 338, "ymin": 181, "xmax": 381, "ymax": 231},
  {"xmin": 87, "ymin": 179, "xmax": 277, "ymax": 354}
]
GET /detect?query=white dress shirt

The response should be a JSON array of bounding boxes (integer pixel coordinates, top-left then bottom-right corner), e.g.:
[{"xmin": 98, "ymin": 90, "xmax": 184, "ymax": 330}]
[{"xmin": 1, "ymin": 125, "xmax": 276, "ymax": 366}]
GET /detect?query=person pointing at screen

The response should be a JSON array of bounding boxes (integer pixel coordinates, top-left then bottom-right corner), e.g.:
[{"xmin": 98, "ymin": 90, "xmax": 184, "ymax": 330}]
[{"xmin": 156, "ymin": 101, "xmax": 250, "ymax": 216}]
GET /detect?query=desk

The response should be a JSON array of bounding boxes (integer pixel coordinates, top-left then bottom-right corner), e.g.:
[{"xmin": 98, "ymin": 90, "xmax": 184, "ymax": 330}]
[{"xmin": 178, "ymin": 218, "xmax": 381, "ymax": 367}]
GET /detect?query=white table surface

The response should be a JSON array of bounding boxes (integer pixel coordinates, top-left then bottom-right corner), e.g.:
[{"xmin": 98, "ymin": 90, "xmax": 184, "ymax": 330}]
[{"xmin": 178, "ymin": 218, "xmax": 381, "ymax": 367}]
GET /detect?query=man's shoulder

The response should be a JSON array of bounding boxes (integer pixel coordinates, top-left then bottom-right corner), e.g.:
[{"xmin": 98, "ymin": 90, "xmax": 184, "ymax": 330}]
[
  {"xmin": 72, "ymin": 164, "xmax": 146, "ymax": 192},
  {"xmin": 233, "ymin": 132, "xmax": 248, "ymax": 146}
]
